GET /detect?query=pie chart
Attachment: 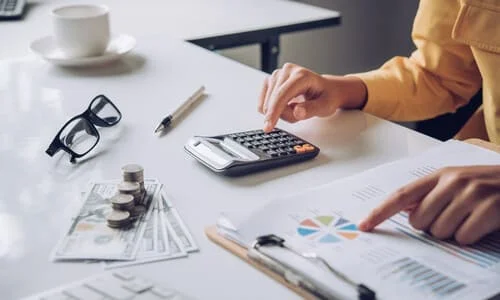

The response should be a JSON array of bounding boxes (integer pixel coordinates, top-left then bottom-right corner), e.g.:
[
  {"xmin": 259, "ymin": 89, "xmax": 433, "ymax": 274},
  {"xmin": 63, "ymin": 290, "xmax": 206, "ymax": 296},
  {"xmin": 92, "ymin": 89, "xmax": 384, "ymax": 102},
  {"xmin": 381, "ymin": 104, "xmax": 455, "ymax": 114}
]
[{"xmin": 297, "ymin": 215, "xmax": 359, "ymax": 243}]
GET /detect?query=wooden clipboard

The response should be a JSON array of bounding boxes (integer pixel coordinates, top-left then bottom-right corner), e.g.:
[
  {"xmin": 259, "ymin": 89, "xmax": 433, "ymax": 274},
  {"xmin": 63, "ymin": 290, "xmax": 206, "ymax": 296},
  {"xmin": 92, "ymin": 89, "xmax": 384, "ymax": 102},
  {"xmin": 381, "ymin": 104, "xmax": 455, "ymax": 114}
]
[{"xmin": 205, "ymin": 139, "xmax": 500, "ymax": 299}]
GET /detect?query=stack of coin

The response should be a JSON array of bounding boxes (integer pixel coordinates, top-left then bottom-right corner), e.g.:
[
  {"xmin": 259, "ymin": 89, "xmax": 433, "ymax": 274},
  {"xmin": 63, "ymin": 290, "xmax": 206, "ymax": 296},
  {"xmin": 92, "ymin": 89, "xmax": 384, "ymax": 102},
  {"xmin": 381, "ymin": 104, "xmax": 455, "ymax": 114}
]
[
  {"xmin": 117, "ymin": 181, "xmax": 143, "ymax": 205},
  {"xmin": 106, "ymin": 163, "xmax": 148, "ymax": 229},
  {"xmin": 122, "ymin": 164, "xmax": 145, "ymax": 194},
  {"xmin": 106, "ymin": 210, "xmax": 132, "ymax": 229},
  {"xmin": 110, "ymin": 194, "xmax": 135, "ymax": 211}
]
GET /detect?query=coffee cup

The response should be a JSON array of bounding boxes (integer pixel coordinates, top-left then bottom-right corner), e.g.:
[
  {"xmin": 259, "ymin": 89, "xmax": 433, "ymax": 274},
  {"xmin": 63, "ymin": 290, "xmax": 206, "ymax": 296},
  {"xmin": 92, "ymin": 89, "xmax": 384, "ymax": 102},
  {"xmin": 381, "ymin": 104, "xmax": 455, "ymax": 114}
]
[{"xmin": 52, "ymin": 4, "xmax": 110, "ymax": 58}]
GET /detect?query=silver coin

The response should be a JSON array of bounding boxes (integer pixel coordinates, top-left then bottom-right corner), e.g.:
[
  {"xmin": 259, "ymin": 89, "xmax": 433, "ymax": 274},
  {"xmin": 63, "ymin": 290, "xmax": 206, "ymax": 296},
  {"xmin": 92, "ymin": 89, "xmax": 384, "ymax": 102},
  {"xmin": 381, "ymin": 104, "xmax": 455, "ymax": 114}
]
[
  {"xmin": 121, "ymin": 164, "xmax": 144, "ymax": 174},
  {"xmin": 123, "ymin": 174, "xmax": 144, "ymax": 180},
  {"xmin": 106, "ymin": 210, "xmax": 130, "ymax": 222},
  {"xmin": 112, "ymin": 202, "xmax": 135, "ymax": 211},
  {"xmin": 117, "ymin": 181, "xmax": 140, "ymax": 194},
  {"xmin": 107, "ymin": 220, "xmax": 133, "ymax": 229},
  {"xmin": 110, "ymin": 194, "xmax": 135, "ymax": 205}
]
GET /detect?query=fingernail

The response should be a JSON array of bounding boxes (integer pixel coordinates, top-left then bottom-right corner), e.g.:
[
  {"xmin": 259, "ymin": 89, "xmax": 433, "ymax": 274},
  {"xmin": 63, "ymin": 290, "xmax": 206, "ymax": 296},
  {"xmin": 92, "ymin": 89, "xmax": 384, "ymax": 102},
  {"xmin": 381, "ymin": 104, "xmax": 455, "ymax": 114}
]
[
  {"xmin": 264, "ymin": 120, "xmax": 272, "ymax": 132},
  {"xmin": 358, "ymin": 220, "xmax": 370, "ymax": 231},
  {"xmin": 295, "ymin": 107, "xmax": 306, "ymax": 119}
]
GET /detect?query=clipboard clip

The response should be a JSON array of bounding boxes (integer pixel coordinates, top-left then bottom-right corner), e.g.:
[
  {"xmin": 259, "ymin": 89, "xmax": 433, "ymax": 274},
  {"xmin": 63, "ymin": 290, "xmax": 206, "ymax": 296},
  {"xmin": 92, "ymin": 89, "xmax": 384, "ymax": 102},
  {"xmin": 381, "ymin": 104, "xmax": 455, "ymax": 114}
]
[{"xmin": 249, "ymin": 234, "xmax": 376, "ymax": 300}]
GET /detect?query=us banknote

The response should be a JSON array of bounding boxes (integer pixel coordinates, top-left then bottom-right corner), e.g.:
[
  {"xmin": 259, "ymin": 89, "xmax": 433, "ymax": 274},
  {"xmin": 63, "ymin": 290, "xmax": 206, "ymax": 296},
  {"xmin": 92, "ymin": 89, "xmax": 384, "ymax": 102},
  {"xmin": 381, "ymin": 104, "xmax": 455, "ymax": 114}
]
[{"xmin": 51, "ymin": 179, "xmax": 161, "ymax": 261}]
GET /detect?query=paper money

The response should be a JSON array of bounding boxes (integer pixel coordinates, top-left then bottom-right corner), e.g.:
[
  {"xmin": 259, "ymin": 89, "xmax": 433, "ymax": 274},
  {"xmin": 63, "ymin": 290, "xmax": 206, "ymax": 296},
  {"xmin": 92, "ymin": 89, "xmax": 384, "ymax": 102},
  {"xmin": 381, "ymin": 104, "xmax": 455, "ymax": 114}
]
[
  {"xmin": 161, "ymin": 190, "xmax": 198, "ymax": 252},
  {"xmin": 105, "ymin": 194, "xmax": 187, "ymax": 269},
  {"xmin": 51, "ymin": 179, "xmax": 161, "ymax": 261}
]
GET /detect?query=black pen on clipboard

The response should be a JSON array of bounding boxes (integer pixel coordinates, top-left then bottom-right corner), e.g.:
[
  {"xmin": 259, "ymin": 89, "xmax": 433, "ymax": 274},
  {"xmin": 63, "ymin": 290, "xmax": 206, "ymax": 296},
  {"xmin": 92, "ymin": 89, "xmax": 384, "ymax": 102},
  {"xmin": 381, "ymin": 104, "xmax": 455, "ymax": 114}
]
[{"xmin": 154, "ymin": 86, "xmax": 205, "ymax": 134}]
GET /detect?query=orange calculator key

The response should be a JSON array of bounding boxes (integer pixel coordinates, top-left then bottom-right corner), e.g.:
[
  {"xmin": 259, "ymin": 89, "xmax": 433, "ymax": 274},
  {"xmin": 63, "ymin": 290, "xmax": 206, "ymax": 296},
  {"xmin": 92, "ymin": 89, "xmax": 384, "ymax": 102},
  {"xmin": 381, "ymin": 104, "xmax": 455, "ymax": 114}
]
[
  {"xmin": 294, "ymin": 145, "xmax": 306, "ymax": 154},
  {"xmin": 302, "ymin": 144, "xmax": 315, "ymax": 152}
]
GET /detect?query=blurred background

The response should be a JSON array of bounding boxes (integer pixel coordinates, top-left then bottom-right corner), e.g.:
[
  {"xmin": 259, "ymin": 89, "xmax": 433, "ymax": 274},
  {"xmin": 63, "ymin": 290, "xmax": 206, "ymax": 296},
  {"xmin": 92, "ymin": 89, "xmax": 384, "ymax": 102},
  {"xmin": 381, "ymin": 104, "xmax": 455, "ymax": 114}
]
[{"xmin": 220, "ymin": 0, "xmax": 419, "ymax": 76}]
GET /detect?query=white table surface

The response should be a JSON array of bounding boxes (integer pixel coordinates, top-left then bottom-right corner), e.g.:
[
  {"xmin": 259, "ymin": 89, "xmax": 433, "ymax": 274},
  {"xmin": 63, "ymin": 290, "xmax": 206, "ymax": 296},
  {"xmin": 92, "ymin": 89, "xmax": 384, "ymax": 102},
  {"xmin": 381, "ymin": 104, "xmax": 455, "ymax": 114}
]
[
  {"xmin": 0, "ymin": 34, "xmax": 439, "ymax": 299},
  {"xmin": 1, "ymin": 0, "xmax": 340, "ymax": 59}
]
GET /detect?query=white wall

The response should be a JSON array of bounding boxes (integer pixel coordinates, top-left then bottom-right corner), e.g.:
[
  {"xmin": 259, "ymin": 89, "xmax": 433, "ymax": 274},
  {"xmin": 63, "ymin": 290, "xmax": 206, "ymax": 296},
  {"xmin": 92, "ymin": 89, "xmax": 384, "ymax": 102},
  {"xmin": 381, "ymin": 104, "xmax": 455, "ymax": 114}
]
[{"xmin": 219, "ymin": 0, "xmax": 420, "ymax": 75}]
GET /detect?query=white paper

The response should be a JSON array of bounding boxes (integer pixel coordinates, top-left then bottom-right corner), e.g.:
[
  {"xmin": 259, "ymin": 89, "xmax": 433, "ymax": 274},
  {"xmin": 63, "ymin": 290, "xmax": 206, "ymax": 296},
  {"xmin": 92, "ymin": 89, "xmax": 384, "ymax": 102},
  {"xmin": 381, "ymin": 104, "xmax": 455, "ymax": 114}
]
[{"xmin": 219, "ymin": 141, "xmax": 500, "ymax": 300}]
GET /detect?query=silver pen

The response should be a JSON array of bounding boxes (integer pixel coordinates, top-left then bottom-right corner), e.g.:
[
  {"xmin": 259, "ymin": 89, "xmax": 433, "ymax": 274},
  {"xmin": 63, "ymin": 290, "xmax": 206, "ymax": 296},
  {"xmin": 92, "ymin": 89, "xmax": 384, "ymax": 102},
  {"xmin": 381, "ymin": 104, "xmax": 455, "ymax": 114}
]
[{"xmin": 154, "ymin": 86, "xmax": 205, "ymax": 134}]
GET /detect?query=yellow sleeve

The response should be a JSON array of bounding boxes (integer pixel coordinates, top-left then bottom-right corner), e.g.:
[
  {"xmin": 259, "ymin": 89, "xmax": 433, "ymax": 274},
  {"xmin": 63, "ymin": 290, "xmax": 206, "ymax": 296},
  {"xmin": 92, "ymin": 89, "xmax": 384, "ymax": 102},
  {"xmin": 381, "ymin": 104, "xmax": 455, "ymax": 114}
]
[{"xmin": 352, "ymin": 0, "xmax": 482, "ymax": 121}]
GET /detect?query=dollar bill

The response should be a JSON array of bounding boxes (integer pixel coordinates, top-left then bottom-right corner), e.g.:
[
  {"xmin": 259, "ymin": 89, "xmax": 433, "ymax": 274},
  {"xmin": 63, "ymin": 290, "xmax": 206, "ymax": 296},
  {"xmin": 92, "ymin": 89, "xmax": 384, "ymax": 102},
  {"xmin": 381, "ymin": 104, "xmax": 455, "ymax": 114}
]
[
  {"xmin": 161, "ymin": 189, "xmax": 199, "ymax": 252},
  {"xmin": 105, "ymin": 194, "xmax": 187, "ymax": 269},
  {"xmin": 51, "ymin": 179, "xmax": 161, "ymax": 261}
]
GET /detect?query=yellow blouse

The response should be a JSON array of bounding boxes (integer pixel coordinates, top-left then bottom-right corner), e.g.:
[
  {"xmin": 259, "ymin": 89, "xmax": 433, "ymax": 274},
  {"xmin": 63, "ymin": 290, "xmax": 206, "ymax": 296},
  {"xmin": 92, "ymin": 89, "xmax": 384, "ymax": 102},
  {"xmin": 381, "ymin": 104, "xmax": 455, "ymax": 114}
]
[{"xmin": 354, "ymin": 0, "xmax": 500, "ymax": 143}]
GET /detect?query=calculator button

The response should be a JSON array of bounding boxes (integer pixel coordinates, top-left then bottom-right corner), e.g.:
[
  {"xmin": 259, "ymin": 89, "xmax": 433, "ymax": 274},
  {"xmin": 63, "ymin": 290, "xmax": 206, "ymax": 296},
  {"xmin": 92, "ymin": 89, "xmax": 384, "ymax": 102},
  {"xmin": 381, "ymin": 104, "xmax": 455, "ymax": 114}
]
[
  {"xmin": 243, "ymin": 142, "xmax": 253, "ymax": 148},
  {"xmin": 268, "ymin": 144, "xmax": 278, "ymax": 150},
  {"xmin": 294, "ymin": 145, "xmax": 306, "ymax": 154},
  {"xmin": 235, "ymin": 137, "xmax": 245, "ymax": 143},
  {"xmin": 85, "ymin": 279, "xmax": 135, "ymax": 299},
  {"xmin": 266, "ymin": 150, "xmax": 278, "ymax": 157},
  {"xmin": 64, "ymin": 285, "xmax": 105, "ymax": 300},
  {"xmin": 294, "ymin": 144, "xmax": 315, "ymax": 154},
  {"xmin": 113, "ymin": 271, "xmax": 135, "ymax": 281},
  {"xmin": 122, "ymin": 278, "xmax": 154, "ymax": 293},
  {"xmin": 258, "ymin": 145, "xmax": 269, "ymax": 151},
  {"xmin": 302, "ymin": 144, "xmax": 315, "ymax": 151},
  {"xmin": 244, "ymin": 136, "xmax": 254, "ymax": 142},
  {"xmin": 252, "ymin": 141, "xmax": 262, "ymax": 146},
  {"xmin": 276, "ymin": 142, "xmax": 286, "ymax": 148},
  {"xmin": 42, "ymin": 292, "xmax": 74, "ymax": 300},
  {"xmin": 151, "ymin": 286, "xmax": 177, "ymax": 299}
]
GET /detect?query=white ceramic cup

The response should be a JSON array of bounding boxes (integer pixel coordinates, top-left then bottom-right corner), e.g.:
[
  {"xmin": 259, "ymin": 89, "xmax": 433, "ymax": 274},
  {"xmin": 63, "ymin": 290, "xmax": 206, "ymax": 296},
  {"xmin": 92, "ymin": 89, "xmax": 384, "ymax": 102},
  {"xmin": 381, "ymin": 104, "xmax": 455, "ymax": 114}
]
[{"xmin": 52, "ymin": 4, "xmax": 110, "ymax": 58}]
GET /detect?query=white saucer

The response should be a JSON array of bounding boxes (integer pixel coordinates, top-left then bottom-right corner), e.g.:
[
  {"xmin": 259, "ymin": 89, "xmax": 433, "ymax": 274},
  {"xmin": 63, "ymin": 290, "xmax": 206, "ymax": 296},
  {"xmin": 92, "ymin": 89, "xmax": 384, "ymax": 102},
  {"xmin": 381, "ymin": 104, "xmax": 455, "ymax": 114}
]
[{"xmin": 30, "ymin": 34, "xmax": 136, "ymax": 67}]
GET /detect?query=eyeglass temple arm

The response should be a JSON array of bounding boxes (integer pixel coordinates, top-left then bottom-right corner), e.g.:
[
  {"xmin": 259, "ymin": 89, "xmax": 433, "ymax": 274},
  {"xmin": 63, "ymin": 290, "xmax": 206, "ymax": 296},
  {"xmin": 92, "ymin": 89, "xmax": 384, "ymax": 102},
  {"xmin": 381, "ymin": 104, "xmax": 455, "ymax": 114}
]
[{"xmin": 45, "ymin": 139, "xmax": 60, "ymax": 156}]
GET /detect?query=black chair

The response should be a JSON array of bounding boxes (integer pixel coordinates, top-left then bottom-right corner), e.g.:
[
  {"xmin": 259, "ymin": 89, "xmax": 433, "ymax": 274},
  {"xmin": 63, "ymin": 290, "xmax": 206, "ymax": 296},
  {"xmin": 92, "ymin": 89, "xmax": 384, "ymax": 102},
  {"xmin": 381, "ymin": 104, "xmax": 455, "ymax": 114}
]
[{"xmin": 415, "ymin": 89, "xmax": 483, "ymax": 141}]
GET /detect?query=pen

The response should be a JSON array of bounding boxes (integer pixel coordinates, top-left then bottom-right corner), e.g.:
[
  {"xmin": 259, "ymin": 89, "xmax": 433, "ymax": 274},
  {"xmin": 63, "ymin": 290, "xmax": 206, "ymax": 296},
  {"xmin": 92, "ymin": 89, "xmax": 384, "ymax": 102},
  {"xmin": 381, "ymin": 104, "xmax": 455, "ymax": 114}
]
[{"xmin": 154, "ymin": 86, "xmax": 205, "ymax": 134}]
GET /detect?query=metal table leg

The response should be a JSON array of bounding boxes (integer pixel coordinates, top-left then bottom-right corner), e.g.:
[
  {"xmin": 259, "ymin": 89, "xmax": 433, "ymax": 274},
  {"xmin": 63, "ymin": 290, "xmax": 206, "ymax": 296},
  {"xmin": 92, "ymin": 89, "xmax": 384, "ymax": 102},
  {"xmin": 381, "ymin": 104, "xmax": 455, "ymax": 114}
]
[{"xmin": 261, "ymin": 35, "xmax": 280, "ymax": 73}]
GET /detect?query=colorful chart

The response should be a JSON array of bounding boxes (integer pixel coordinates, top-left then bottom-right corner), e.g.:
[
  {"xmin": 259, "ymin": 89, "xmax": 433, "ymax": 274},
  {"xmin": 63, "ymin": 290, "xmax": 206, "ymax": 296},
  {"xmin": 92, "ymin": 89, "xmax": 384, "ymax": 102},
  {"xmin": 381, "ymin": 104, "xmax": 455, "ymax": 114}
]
[{"xmin": 297, "ymin": 215, "xmax": 359, "ymax": 244}]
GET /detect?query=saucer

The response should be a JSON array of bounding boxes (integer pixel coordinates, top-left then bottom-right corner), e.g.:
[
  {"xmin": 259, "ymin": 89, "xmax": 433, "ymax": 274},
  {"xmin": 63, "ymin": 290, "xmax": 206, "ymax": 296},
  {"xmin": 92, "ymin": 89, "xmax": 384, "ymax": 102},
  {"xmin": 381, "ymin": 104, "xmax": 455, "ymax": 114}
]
[{"xmin": 30, "ymin": 34, "xmax": 136, "ymax": 67}]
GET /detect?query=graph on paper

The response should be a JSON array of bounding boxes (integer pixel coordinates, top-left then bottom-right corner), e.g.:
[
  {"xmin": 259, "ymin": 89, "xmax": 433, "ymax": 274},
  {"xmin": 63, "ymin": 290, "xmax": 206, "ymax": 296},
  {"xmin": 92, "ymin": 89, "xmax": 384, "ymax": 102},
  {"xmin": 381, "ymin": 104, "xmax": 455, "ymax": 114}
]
[
  {"xmin": 378, "ymin": 257, "xmax": 466, "ymax": 297},
  {"xmin": 390, "ymin": 212, "xmax": 500, "ymax": 271},
  {"xmin": 296, "ymin": 215, "xmax": 360, "ymax": 244}
]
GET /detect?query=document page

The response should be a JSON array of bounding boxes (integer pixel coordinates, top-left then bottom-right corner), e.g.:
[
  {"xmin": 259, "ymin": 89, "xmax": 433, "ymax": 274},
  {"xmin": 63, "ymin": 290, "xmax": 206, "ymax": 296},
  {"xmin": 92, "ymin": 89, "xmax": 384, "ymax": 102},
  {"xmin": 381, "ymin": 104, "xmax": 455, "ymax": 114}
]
[{"xmin": 219, "ymin": 141, "xmax": 500, "ymax": 300}]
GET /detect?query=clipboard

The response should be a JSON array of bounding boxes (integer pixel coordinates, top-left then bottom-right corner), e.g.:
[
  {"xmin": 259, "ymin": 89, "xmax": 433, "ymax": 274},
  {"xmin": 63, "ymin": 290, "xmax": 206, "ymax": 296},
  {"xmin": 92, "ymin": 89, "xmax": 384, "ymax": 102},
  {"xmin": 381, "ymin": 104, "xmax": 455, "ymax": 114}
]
[{"xmin": 205, "ymin": 138, "xmax": 500, "ymax": 300}]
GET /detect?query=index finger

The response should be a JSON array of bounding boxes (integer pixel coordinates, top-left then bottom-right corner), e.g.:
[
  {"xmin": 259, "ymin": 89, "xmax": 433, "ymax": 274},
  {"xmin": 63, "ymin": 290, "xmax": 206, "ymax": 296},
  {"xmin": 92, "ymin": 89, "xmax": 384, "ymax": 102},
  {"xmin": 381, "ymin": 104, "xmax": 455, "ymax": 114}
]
[
  {"xmin": 264, "ymin": 72, "xmax": 312, "ymax": 131},
  {"xmin": 359, "ymin": 174, "xmax": 439, "ymax": 231}
]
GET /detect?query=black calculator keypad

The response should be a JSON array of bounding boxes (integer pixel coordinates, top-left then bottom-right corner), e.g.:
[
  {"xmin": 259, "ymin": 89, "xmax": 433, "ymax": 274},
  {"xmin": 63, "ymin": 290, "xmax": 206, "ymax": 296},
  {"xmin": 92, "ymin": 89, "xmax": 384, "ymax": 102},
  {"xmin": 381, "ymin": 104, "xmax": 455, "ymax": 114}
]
[{"xmin": 228, "ymin": 128, "xmax": 317, "ymax": 158}]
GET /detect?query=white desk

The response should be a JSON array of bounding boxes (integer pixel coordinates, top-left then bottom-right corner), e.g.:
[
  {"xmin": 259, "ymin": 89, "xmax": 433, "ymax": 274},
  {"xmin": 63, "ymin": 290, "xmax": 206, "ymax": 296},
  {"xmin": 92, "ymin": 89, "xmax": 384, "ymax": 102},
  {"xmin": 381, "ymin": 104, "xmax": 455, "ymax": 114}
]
[
  {"xmin": 0, "ymin": 35, "xmax": 439, "ymax": 299},
  {"xmin": 1, "ymin": 0, "xmax": 340, "ymax": 72}
]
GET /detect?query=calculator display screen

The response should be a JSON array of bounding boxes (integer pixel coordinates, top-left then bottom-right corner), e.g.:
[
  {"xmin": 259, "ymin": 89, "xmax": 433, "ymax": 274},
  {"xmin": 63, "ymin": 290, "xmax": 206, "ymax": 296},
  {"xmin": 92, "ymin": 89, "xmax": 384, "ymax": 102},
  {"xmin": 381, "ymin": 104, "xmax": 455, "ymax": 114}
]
[{"xmin": 193, "ymin": 141, "xmax": 232, "ymax": 167}]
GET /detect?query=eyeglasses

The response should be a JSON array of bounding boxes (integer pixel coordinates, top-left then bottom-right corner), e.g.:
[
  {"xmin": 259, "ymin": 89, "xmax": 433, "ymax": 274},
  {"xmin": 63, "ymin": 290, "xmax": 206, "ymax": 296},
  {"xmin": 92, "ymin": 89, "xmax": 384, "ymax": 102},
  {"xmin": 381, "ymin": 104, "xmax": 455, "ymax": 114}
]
[{"xmin": 45, "ymin": 95, "xmax": 122, "ymax": 163}]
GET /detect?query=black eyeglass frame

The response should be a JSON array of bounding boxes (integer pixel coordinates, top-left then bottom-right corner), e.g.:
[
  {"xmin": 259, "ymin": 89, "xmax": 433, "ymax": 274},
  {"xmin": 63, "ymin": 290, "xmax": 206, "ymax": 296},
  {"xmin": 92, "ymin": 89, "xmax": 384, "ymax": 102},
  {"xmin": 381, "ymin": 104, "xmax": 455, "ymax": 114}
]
[{"xmin": 45, "ymin": 95, "xmax": 122, "ymax": 163}]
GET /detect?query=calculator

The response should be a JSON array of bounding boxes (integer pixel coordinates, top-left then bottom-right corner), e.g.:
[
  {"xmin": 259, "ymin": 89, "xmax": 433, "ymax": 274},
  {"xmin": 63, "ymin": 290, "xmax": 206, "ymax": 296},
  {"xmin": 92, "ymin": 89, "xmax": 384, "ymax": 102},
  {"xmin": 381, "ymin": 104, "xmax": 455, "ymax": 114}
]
[
  {"xmin": 184, "ymin": 128, "xmax": 320, "ymax": 176},
  {"xmin": 0, "ymin": 0, "xmax": 25, "ymax": 20}
]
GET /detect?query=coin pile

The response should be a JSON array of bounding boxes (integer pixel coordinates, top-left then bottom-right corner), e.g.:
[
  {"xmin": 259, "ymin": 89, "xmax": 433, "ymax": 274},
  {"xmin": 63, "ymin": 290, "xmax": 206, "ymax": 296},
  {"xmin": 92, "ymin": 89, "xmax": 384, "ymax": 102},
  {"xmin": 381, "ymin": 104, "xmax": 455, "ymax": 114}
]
[{"xmin": 106, "ymin": 164, "xmax": 147, "ymax": 229}]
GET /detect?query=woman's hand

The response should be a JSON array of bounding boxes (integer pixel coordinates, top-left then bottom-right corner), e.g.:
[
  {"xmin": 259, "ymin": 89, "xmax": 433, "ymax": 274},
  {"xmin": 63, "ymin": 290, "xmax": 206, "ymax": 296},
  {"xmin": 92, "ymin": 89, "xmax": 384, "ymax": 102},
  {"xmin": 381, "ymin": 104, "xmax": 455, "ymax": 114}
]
[
  {"xmin": 258, "ymin": 63, "xmax": 368, "ymax": 132},
  {"xmin": 359, "ymin": 165, "xmax": 500, "ymax": 245}
]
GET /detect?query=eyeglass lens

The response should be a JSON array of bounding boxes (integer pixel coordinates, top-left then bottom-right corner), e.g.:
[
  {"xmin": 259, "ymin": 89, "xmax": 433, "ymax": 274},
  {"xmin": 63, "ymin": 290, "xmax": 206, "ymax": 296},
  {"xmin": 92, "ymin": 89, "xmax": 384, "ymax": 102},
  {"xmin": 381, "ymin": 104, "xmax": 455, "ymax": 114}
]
[
  {"xmin": 90, "ymin": 95, "xmax": 121, "ymax": 126},
  {"xmin": 60, "ymin": 117, "xmax": 99, "ymax": 155}
]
